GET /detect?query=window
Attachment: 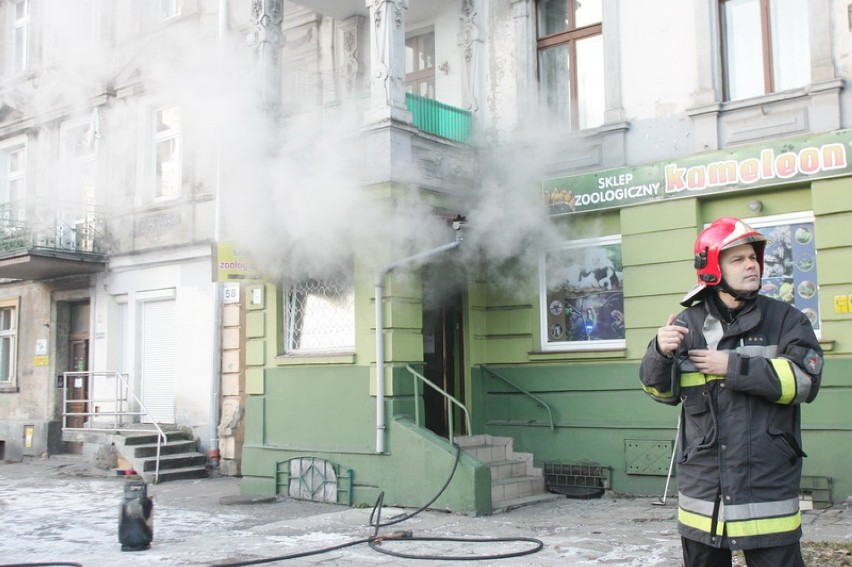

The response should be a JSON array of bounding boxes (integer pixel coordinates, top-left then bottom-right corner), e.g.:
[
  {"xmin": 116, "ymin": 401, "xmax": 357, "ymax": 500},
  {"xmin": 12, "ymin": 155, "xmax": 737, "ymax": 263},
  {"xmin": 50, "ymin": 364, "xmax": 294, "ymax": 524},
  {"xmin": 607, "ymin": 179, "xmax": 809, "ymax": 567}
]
[
  {"xmin": 0, "ymin": 144, "xmax": 25, "ymax": 203},
  {"xmin": 536, "ymin": 0, "xmax": 604, "ymax": 130},
  {"xmin": 158, "ymin": 0, "xmax": 182, "ymax": 20},
  {"xmin": 405, "ymin": 30, "xmax": 435, "ymax": 98},
  {"xmin": 0, "ymin": 299, "xmax": 19, "ymax": 388},
  {"xmin": 153, "ymin": 106, "xmax": 181, "ymax": 200},
  {"xmin": 12, "ymin": 0, "xmax": 29, "ymax": 74},
  {"xmin": 283, "ymin": 277, "xmax": 355, "ymax": 354},
  {"xmin": 541, "ymin": 235, "xmax": 624, "ymax": 351},
  {"xmin": 746, "ymin": 212, "xmax": 819, "ymax": 332},
  {"xmin": 720, "ymin": 0, "xmax": 810, "ymax": 101},
  {"xmin": 61, "ymin": 116, "xmax": 98, "ymax": 203}
]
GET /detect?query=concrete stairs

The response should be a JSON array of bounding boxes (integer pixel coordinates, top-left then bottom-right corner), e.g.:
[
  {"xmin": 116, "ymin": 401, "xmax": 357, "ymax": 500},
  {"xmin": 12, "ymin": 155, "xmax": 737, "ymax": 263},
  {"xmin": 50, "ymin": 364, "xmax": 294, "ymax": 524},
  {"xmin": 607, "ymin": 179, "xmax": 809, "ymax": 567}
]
[
  {"xmin": 455, "ymin": 434, "xmax": 560, "ymax": 514},
  {"xmin": 114, "ymin": 428, "xmax": 208, "ymax": 483}
]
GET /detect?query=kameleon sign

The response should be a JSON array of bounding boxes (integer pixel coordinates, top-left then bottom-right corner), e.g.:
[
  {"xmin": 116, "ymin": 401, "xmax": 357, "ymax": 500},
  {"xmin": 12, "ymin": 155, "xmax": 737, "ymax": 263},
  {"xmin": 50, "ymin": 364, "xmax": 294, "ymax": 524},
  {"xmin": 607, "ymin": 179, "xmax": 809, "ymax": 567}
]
[{"xmin": 544, "ymin": 129, "xmax": 851, "ymax": 215}]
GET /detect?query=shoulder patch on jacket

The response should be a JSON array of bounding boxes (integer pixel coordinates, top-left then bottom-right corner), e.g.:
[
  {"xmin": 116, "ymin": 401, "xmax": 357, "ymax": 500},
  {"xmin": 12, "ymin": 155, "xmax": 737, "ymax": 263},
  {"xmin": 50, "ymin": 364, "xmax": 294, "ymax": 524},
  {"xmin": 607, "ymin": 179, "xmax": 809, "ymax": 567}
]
[{"xmin": 804, "ymin": 349, "xmax": 823, "ymax": 375}]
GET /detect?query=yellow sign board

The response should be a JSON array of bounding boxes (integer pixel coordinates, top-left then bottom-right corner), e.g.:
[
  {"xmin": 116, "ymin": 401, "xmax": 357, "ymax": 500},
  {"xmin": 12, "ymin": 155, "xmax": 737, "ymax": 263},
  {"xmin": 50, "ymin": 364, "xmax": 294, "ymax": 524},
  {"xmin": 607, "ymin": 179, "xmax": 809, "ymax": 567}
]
[
  {"xmin": 212, "ymin": 242, "xmax": 265, "ymax": 282},
  {"xmin": 32, "ymin": 355, "xmax": 49, "ymax": 366}
]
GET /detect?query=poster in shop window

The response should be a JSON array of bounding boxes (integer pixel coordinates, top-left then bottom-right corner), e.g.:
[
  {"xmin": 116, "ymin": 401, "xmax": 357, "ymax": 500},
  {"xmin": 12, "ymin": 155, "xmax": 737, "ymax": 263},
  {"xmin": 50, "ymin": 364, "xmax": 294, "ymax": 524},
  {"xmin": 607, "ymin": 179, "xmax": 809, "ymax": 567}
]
[
  {"xmin": 756, "ymin": 222, "xmax": 819, "ymax": 330},
  {"xmin": 545, "ymin": 243, "xmax": 625, "ymax": 344}
]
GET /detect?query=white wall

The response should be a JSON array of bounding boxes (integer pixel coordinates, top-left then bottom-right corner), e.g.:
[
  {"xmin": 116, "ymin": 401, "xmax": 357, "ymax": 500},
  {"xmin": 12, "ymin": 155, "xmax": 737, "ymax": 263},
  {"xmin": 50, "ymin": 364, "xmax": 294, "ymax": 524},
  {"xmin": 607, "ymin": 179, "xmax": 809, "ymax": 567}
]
[{"xmin": 92, "ymin": 244, "xmax": 217, "ymax": 451}]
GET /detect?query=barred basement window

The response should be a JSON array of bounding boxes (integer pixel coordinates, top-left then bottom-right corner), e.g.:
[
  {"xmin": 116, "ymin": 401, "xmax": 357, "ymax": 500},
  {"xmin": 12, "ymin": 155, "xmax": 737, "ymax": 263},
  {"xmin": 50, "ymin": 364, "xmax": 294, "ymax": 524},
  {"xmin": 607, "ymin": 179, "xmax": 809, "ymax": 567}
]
[{"xmin": 284, "ymin": 278, "xmax": 355, "ymax": 354}]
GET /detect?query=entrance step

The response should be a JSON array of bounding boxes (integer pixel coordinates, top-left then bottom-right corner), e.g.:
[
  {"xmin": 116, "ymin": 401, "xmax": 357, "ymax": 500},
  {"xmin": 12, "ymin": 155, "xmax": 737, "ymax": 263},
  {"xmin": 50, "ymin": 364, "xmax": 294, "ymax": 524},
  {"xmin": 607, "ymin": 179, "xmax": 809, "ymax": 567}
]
[
  {"xmin": 455, "ymin": 434, "xmax": 560, "ymax": 514},
  {"xmin": 114, "ymin": 427, "xmax": 208, "ymax": 483}
]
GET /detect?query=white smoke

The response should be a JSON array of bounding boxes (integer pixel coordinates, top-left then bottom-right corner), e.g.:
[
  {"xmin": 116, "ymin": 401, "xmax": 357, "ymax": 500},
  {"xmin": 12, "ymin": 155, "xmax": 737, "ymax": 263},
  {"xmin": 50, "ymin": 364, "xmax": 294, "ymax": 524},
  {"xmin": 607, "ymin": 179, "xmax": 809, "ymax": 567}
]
[{"xmin": 26, "ymin": 3, "xmax": 581, "ymax": 297}]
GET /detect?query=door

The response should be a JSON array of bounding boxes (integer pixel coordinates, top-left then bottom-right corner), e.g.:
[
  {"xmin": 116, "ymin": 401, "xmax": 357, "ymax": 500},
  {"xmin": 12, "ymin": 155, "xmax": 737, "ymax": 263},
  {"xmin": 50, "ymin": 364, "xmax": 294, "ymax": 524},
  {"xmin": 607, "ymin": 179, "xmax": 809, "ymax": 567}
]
[
  {"xmin": 421, "ymin": 288, "xmax": 465, "ymax": 439},
  {"xmin": 64, "ymin": 302, "xmax": 90, "ymax": 454},
  {"xmin": 65, "ymin": 341, "xmax": 89, "ymax": 435},
  {"xmin": 140, "ymin": 299, "xmax": 177, "ymax": 424}
]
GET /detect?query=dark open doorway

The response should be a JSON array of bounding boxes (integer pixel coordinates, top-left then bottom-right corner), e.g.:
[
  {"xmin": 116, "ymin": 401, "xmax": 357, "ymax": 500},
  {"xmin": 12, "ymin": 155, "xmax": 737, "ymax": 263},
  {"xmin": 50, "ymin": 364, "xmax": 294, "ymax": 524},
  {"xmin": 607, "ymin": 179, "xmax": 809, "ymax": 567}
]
[{"xmin": 421, "ymin": 267, "xmax": 465, "ymax": 439}]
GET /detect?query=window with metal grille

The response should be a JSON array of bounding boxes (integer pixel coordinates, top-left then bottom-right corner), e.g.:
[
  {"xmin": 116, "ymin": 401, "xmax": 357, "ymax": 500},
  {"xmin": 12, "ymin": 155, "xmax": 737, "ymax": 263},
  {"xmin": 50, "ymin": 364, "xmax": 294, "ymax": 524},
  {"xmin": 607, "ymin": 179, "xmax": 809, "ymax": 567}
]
[{"xmin": 283, "ymin": 278, "xmax": 355, "ymax": 354}]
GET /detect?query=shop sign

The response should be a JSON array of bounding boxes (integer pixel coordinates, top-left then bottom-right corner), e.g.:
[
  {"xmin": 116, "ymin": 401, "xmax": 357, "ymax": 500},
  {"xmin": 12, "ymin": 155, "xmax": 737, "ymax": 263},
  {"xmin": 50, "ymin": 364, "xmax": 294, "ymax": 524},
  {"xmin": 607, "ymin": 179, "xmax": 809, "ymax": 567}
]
[
  {"xmin": 212, "ymin": 241, "xmax": 265, "ymax": 282},
  {"xmin": 544, "ymin": 129, "xmax": 852, "ymax": 215}
]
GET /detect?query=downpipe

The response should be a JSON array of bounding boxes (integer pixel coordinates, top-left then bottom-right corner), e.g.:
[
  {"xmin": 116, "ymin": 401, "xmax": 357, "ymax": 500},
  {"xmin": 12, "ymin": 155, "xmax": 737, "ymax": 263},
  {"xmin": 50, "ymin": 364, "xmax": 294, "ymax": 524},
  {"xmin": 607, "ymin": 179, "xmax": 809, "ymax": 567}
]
[{"xmin": 374, "ymin": 223, "xmax": 464, "ymax": 454}]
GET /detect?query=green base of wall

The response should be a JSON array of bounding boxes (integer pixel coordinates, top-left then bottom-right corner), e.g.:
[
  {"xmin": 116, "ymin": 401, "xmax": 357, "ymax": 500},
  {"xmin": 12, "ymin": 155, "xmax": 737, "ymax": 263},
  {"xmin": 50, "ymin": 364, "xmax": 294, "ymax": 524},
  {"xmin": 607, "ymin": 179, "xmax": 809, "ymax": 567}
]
[{"xmin": 241, "ymin": 416, "xmax": 492, "ymax": 516}]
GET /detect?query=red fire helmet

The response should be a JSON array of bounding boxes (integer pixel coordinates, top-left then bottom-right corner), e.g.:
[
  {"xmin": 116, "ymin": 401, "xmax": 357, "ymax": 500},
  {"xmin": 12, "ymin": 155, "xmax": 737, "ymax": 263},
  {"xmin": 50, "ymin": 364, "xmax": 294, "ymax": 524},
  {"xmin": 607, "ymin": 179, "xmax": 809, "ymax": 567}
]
[{"xmin": 681, "ymin": 217, "xmax": 767, "ymax": 306}]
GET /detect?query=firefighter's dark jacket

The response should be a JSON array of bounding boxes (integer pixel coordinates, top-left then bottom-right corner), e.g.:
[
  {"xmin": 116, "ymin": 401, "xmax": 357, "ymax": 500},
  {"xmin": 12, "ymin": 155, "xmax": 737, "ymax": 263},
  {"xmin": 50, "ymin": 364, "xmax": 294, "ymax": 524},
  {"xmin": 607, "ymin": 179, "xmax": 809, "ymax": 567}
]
[{"xmin": 639, "ymin": 294, "xmax": 823, "ymax": 550}]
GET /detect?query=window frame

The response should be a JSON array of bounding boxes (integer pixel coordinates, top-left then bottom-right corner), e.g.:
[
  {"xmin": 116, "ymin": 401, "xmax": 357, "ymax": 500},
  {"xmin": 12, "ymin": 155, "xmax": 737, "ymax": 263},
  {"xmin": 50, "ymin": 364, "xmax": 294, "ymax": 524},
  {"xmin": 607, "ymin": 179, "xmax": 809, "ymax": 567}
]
[
  {"xmin": 152, "ymin": 105, "xmax": 181, "ymax": 201},
  {"xmin": 740, "ymin": 211, "xmax": 820, "ymax": 336},
  {"xmin": 719, "ymin": 0, "xmax": 811, "ymax": 101},
  {"xmin": 0, "ymin": 138, "xmax": 26, "ymax": 204},
  {"xmin": 280, "ymin": 276, "xmax": 356, "ymax": 356},
  {"xmin": 11, "ymin": 0, "xmax": 30, "ymax": 75},
  {"xmin": 539, "ymin": 234, "xmax": 625, "ymax": 352},
  {"xmin": 405, "ymin": 29, "xmax": 436, "ymax": 99},
  {"xmin": 158, "ymin": 0, "xmax": 182, "ymax": 21},
  {"xmin": 60, "ymin": 116, "xmax": 98, "ymax": 204},
  {"xmin": 535, "ymin": 0, "xmax": 604, "ymax": 130},
  {"xmin": 0, "ymin": 297, "xmax": 20, "ymax": 391}
]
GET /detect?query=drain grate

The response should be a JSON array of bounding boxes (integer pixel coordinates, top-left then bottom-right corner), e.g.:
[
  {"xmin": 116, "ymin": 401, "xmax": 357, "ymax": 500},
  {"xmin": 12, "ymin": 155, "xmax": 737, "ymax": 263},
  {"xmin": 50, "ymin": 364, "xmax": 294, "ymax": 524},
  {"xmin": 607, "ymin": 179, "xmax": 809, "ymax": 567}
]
[{"xmin": 544, "ymin": 462, "xmax": 610, "ymax": 499}]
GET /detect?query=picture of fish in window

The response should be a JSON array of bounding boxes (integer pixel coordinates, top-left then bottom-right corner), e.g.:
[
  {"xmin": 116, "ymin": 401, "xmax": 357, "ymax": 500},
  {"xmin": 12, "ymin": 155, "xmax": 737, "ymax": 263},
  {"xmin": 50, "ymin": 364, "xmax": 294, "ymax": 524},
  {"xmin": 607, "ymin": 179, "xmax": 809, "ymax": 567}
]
[
  {"xmin": 756, "ymin": 221, "xmax": 819, "ymax": 330},
  {"xmin": 546, "ymin": 242, "xmax": 625, "ymax": 342}
]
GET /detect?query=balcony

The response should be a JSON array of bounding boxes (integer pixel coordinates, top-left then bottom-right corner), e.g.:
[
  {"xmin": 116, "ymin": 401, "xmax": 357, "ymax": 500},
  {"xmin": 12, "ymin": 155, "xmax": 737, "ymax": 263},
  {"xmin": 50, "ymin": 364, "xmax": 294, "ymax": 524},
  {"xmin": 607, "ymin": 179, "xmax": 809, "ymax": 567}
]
[
  {"xmin": 0, "ymin": 199, "xmax": 107, "ymax": 280},
  {"xmin": 405, "ymin": 93, "xmax": 472, "ymax": 144}
]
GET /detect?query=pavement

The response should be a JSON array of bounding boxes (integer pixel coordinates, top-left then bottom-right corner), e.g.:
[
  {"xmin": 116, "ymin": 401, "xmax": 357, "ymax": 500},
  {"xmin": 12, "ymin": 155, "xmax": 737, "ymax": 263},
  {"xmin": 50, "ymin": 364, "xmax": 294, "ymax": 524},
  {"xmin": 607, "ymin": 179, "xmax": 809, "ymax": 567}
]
[{"xmin": 0, "ymin": 455, "xmax": 849, "ymax": 567}]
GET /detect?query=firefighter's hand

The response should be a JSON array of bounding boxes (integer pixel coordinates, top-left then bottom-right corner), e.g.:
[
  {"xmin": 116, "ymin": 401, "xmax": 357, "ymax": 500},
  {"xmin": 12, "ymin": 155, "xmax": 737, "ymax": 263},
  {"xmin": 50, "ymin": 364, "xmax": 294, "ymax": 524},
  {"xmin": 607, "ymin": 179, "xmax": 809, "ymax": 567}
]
[
  {"xmin": 656, "ymin": 314, "xmax": 689, "ymax": 355},
  {"xmin": 688, "ymin": 349, "xmax": 729, "ymax": 376}
]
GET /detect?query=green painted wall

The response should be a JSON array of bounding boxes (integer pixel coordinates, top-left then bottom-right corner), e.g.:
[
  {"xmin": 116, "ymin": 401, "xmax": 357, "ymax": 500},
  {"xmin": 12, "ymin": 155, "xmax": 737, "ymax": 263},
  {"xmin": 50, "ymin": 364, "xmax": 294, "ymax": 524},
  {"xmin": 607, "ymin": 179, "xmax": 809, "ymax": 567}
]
[
  {"xmin": 241, "ymin": 175, "xmax": 852, "ymax": 512},
  {"xmin": 466, "ymin": 181, "xmax": 852, "ymax": 503},
  {"xmin": 241, "ymin": 365, "xmax": 491, "ymax": 514}
]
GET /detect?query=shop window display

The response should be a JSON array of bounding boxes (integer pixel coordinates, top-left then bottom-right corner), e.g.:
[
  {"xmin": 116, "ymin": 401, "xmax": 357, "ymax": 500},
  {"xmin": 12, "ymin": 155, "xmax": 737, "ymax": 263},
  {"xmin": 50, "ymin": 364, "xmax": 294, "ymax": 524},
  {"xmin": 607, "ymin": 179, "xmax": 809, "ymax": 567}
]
[
  {"xmin": 541, "ymin": 236, "xmax": 625, "ymax": 351},
  {"xmin": 749, "ymin": 214, "xmax": 819, "ymax": 331}
]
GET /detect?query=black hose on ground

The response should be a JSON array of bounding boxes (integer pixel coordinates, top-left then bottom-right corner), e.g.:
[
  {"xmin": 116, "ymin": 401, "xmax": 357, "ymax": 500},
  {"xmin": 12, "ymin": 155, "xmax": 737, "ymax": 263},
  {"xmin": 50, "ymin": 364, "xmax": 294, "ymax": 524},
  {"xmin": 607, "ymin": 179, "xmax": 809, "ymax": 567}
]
[{"xmin": 212, "ymin": 443, "xmax": 545, "ymax": 565}]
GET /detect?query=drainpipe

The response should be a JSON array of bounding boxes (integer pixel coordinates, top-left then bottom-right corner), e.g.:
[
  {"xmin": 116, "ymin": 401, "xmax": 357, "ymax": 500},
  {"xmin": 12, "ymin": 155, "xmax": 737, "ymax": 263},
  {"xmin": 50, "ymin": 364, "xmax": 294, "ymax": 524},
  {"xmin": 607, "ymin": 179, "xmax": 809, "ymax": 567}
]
[
  {"xmin": 374, "ymin": 222, "xmax": 465, "ymax": 454},
  {"xmin": 208, "ymin": 0, "xmax": 229, "ymax": 468}
]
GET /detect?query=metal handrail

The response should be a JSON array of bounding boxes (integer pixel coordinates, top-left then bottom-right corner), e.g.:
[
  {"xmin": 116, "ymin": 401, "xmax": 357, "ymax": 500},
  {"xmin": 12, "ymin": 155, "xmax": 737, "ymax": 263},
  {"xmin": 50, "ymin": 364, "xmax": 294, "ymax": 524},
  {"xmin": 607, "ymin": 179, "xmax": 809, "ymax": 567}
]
[
  {"xmin": 480, "ymin": 365, "xmax": 555, "ymax": 431},
  {"xmin": 61, "ymin": 371, "xmax": 167, "ymax": 483},
  {"xmin": 405, "ymin": 365, "xmax": 472, "ymax": 445}
]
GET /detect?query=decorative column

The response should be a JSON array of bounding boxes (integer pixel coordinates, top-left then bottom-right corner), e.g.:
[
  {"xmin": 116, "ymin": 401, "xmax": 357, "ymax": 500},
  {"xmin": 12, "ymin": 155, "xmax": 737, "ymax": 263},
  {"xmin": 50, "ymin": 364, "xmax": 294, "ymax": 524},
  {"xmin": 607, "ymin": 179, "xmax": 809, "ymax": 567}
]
[
  {"xmin": 364, "ymin": 0, "xmax": 412, "ymax": 124},
  {"xmin": 457, "ymin": 0, "xmax": 483, "ymax": 112},
  {"xmin": 250, "ymin": 0, "xmax": 285, "ymax": 118},
  {"xmin": 337, "ymin": 15, "xmax": 366, "ymax": 100},
  {"xmin": 510, "ymin": 0, "xmax": 537, "ymax": 110}
]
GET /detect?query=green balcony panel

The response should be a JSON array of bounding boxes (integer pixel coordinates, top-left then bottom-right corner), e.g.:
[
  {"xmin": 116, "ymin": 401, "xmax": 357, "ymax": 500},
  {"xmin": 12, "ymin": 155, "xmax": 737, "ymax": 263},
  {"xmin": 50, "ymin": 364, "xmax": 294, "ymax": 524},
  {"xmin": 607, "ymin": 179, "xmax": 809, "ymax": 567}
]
[{"xmin": 405, "ymin": 93, "xmax": 471, "ymax": 143}]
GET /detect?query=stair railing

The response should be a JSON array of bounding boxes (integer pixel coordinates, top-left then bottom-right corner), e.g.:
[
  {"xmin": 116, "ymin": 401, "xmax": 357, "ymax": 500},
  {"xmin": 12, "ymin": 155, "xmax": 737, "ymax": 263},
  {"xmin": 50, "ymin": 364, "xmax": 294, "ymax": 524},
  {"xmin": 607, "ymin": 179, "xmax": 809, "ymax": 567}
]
[
  {"xmin": 480, "ymin": 365, "xmax": 555, "ymax": 431},
  {"xmin": 405, "ymin": 365, "xmax": 472, "ymax": 445},
  {"xmin": 61, "ymin": 370, "xmax": 167, "ymax": 483}
]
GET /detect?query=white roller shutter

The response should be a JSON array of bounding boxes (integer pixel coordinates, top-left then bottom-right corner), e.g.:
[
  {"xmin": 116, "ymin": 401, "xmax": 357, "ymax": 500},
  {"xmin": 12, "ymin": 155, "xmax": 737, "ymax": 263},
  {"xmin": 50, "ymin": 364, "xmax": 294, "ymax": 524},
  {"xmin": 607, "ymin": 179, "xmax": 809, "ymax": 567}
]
[{"xmin": 140, "ymin": 299, "xmax": 177, "ymax": 424}]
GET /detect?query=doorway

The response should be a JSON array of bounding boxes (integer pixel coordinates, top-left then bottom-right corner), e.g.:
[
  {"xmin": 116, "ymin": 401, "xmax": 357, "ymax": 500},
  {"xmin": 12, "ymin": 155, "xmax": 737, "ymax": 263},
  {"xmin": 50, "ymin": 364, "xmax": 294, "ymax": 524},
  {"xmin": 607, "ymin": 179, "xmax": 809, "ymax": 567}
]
[
  {"xmin": 421, "ymin": 272, "xmax": 465, "ymax": 439},
  {"xmin": 63, "ymin": 301, "xmax": 90, "ymax": 454}
]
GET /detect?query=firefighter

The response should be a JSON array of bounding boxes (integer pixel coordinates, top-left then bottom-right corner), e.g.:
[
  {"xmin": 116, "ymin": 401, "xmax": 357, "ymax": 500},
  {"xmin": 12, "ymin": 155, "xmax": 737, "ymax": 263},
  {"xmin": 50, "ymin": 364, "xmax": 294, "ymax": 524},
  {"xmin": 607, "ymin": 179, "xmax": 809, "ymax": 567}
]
[{"xmin": 640, "ymin": 217, "xmax": 823, "ymax": 567}]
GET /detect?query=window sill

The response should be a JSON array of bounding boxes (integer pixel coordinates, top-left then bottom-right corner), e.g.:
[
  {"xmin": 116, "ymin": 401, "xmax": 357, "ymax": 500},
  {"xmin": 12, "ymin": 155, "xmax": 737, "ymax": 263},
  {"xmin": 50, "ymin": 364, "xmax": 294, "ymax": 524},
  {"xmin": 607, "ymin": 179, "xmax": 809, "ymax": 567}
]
[
  {"xmin": 529, "ymin": 348, "xmax": 626, "ymax": 361},
  {"xmin": 0, "ymin": 385, "xmax": 19, "ymax": 393},
  {"xmin": 274, "ymin": 352, "xmax": 356, "ymax": 366}
]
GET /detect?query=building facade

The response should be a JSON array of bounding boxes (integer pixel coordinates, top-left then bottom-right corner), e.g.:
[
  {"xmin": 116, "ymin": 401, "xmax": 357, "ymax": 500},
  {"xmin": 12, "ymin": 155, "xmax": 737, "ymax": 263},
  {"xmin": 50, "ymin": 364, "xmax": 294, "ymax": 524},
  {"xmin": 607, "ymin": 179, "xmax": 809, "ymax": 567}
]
[{"xmin": 2, "ymin": 0, "xmax": 850, "ymax": 514}]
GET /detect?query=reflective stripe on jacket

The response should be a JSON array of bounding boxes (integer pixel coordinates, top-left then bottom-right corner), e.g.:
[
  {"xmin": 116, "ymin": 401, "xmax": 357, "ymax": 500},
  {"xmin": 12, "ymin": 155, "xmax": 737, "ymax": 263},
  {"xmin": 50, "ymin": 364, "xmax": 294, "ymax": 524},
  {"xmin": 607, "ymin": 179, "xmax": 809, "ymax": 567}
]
[{"xmin": 639, "ymin": 295, "xmax": 822, "ymax": 550}]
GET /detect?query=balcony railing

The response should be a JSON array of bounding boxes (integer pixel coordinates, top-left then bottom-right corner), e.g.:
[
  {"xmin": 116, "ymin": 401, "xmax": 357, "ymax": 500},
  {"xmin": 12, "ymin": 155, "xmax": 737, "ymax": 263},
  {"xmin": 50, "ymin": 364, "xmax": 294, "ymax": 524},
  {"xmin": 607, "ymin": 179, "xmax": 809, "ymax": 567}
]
[
  {"xmin": 405, "ymin": 93, "xmax": 472, "ymax": 143},
  {"xmin": 0, "ymin": 199, "xmax": 105, "ymax": 254}
]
